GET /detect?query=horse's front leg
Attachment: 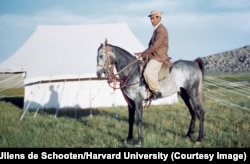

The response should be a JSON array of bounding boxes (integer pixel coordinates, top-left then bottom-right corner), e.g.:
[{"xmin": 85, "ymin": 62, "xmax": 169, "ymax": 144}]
[
  {"xmin": 135, "ymin": 101, "xmax": 143, "ymax": 146},
  {"xmin": 127, "ymin": 105, "xmax": 135, "ymax": 142}
]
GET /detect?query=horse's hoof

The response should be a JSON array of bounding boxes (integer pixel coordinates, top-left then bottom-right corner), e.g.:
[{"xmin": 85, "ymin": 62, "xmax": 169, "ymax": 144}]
[
  {"xmin": 122, "ymin": 139, "xmax": 128, "ymax": 144},
  {"xmin": 134, "ymin": 141, "xmax": 142, "ymax": 147},
  {"xmin": 186, "ymin": 132, "xmax": 194, "ymax": 138},
  {"xmin": 193, "ymin": 140, "xmax": 203, "ymax": 148},
  {"xmin": 122, "ymin": 138, "xmax": 133, "ymax": 144}
]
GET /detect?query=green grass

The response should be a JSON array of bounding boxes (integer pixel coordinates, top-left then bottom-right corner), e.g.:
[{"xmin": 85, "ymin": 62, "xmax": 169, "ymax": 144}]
[
  {"xmin": 218, "ymin": 74, "xmax": 250, "ymax": 82},
  {"xmin": 0, "ymin": 87, "xmax": 24, "ymax": 96},
  {"xmin": 0, "ymin": 74, "xmax": 249, "ymax": 148},
  {"xmin": 0, "ymin": 99, "xmax": 249, "ymax": 148}
]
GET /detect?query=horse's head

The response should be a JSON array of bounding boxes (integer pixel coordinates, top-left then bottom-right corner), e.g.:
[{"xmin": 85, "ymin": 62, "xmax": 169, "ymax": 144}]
[{"xmin": 96, "ymin": 39, "xmax": 116, "ymax": 78}]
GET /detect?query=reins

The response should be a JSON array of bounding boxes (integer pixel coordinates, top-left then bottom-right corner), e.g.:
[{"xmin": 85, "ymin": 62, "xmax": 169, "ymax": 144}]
[{"xmin": 100, "ymin": 46, "xmax": 142, "ymax": 90}]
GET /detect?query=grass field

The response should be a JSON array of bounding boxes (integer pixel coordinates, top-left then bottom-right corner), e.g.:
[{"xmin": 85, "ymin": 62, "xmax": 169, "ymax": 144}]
[{"xmin": 0, "ymin": 75, "xmax": 250, "ymax": 148}]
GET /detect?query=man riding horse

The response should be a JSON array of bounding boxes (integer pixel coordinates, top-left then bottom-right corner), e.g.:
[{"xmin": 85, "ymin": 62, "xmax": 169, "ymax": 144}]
[{"xmin": 136, "ymin": 10, "xmax": 171, "ymax": 101}]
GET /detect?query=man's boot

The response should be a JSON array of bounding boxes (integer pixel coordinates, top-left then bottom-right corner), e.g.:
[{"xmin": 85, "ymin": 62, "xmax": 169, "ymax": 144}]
[{"xmin": 147, "ymin": 91, "xmax": 162, "ymax": 101}]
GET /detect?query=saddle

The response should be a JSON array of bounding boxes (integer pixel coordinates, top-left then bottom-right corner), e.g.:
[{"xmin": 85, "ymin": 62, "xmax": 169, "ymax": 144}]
[
  {"xmin": 139, "ymin": 56, "xmax": 172, "ymax": 81},
  {"xmin": 158, "ymin": 62, "xmax": 171, "ymax": 80}
]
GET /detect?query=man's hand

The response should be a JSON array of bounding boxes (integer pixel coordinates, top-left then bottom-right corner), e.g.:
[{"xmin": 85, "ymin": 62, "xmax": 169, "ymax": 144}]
[{"xmin": 135, "ymin": 52, "xmax": 143, "ymax": 58}]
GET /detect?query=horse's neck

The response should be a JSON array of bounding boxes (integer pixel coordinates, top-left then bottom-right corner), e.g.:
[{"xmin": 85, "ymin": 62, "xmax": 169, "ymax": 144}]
[
  {"xmin": 109, "ymin": 45, "xmax": 139, "ymax": 78},
  {"xmin": 114, "ymin": 54, "xmax": 139, "ymax": 79}
]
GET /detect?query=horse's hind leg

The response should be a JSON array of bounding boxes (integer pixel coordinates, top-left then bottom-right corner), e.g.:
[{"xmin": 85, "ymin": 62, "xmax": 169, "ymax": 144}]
[
  {"xmin": 185, "ymin": 88, "xmax": 205, "ymax": 142},
  {"xmin": 179, "ymin": 88, "xmax": 196, "ymax": 138},
  {"xmin": 190, "ymin": 96, "xmax": 205, "ymax": 142}
]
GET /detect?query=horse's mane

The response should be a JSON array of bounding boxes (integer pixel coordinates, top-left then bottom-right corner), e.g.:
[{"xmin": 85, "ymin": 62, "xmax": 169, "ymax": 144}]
[{"xmin": 98, "ymin": 43, "xmax": 136, "ymax": 60}]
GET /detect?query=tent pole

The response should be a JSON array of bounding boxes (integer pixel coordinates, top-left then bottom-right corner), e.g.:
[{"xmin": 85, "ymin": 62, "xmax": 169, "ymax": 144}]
[
  {"xmin": 34, "ymin": 81, "xmax": 48, "ymax": 118},
  {"xmin": 20, "ymin": 81, "xmax": 41, "ymax": 120},
  {"xmin": 112, "ymin": 89, "xmax": 119, "ymax": 119},
  {"xmin": 55, "ymin": 79, "xmax": 66, "ymax": 118},
  {"xmin": 74, "ymin": 77, "xmax": 83, "ymax": 119},
  {"xmin": 89, "ymin": 78, "xmax": 93, "ymax": 117}
]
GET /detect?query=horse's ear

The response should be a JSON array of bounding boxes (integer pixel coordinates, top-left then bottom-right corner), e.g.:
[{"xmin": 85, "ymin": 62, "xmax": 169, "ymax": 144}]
[{"xmin": 104, "ymin": 38, "xmax": 108, "ymax": 46}]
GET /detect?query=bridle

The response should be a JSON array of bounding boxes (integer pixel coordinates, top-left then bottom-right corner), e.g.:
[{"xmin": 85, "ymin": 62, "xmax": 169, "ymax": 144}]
[
  {"xmin": 97, "ymin": 46, "xmax": 115, "ymax": 81},
  {"xmin": 98, "ymin": 44, "xmax": 153, "ymax": 108},
  {"xmin": 97, "ymin": 45, "xmax": 141, "ymax": 90}
]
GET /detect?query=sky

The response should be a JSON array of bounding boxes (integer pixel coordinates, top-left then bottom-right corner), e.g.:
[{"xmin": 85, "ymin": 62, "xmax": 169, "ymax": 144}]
[{"xmin": 0, "ymin": 0, "xmax": 250, "ymax": 63}]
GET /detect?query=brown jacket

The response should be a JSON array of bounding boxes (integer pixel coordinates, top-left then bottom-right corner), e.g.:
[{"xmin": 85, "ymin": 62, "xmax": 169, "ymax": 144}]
[{"xmin": 142, "ymin": 23, "xmax": 169, "ymax": 63}]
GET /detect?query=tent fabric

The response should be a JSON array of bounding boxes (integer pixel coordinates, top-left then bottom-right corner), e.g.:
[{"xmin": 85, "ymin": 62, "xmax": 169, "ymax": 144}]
[
  {"xmin": 0, "ymin": 23, "xmax": 178, "ymax": 109},
  {"xmin": 0, "ymin": 23, "xmax": 145, "ymax": 82},
  {"xmin": 24, "ymin": 79, "xmax": 178, "ymax": 109}
]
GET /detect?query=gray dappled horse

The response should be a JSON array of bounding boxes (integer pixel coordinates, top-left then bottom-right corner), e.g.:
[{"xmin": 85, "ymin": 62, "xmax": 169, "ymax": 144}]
[{"xmin": 96, "ymin": 39, "xmax": 205, "ymax": 146}]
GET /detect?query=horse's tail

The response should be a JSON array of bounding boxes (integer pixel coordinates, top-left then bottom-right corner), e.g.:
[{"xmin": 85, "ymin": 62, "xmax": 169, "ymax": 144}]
[
  {"xmin": 194, "ymin": 57, "xmax": 205, "ymax": 104},
  {"xmin": 194, "ymin": 57, "xmax": 205, "ymax": 80}
]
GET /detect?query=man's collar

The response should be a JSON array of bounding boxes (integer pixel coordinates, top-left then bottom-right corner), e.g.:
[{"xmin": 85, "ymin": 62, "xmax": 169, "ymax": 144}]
[{"xmin": 154, "ymin": 22, "xmax": 161, "ymax": 30}]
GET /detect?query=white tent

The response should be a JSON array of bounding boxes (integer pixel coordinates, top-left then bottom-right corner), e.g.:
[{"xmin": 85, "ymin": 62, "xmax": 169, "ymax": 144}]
[{"xmin": 0, "ymin": 23, "xmax": 178, "ymax": 110}]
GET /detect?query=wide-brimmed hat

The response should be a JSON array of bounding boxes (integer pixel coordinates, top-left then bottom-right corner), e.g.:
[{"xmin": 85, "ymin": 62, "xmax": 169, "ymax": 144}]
[{"xmin": 148, "ymin": 10, "xmax": 162, "ymax": 17}]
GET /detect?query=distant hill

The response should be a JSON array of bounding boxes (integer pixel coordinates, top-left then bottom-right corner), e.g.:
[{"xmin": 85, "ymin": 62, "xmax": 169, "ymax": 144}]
[{"xmin": 202, "ymin": 45, "xmax": 250, "ymax": 75}]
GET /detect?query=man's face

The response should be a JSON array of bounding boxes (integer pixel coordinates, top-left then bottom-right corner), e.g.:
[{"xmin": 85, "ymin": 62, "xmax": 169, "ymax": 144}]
[{"xmin": 150, "ymin": 15, "xmax": 161, "ymax": 26}]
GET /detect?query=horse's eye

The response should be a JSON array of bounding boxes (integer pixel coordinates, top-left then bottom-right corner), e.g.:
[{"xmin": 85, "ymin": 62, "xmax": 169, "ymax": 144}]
[{"xmin": 99, "ymin": 55, "xmax": 103, "ymax": 59}]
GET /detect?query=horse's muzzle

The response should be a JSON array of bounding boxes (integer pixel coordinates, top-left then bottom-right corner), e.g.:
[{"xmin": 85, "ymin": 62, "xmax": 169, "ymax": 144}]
[
  {"xmin": 96, "ymin": 72, "xmax": 102, "ymax": 78},
  {"xmin": 96, "ymin": 68, "xmax": 104, "ymax": 78}
]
